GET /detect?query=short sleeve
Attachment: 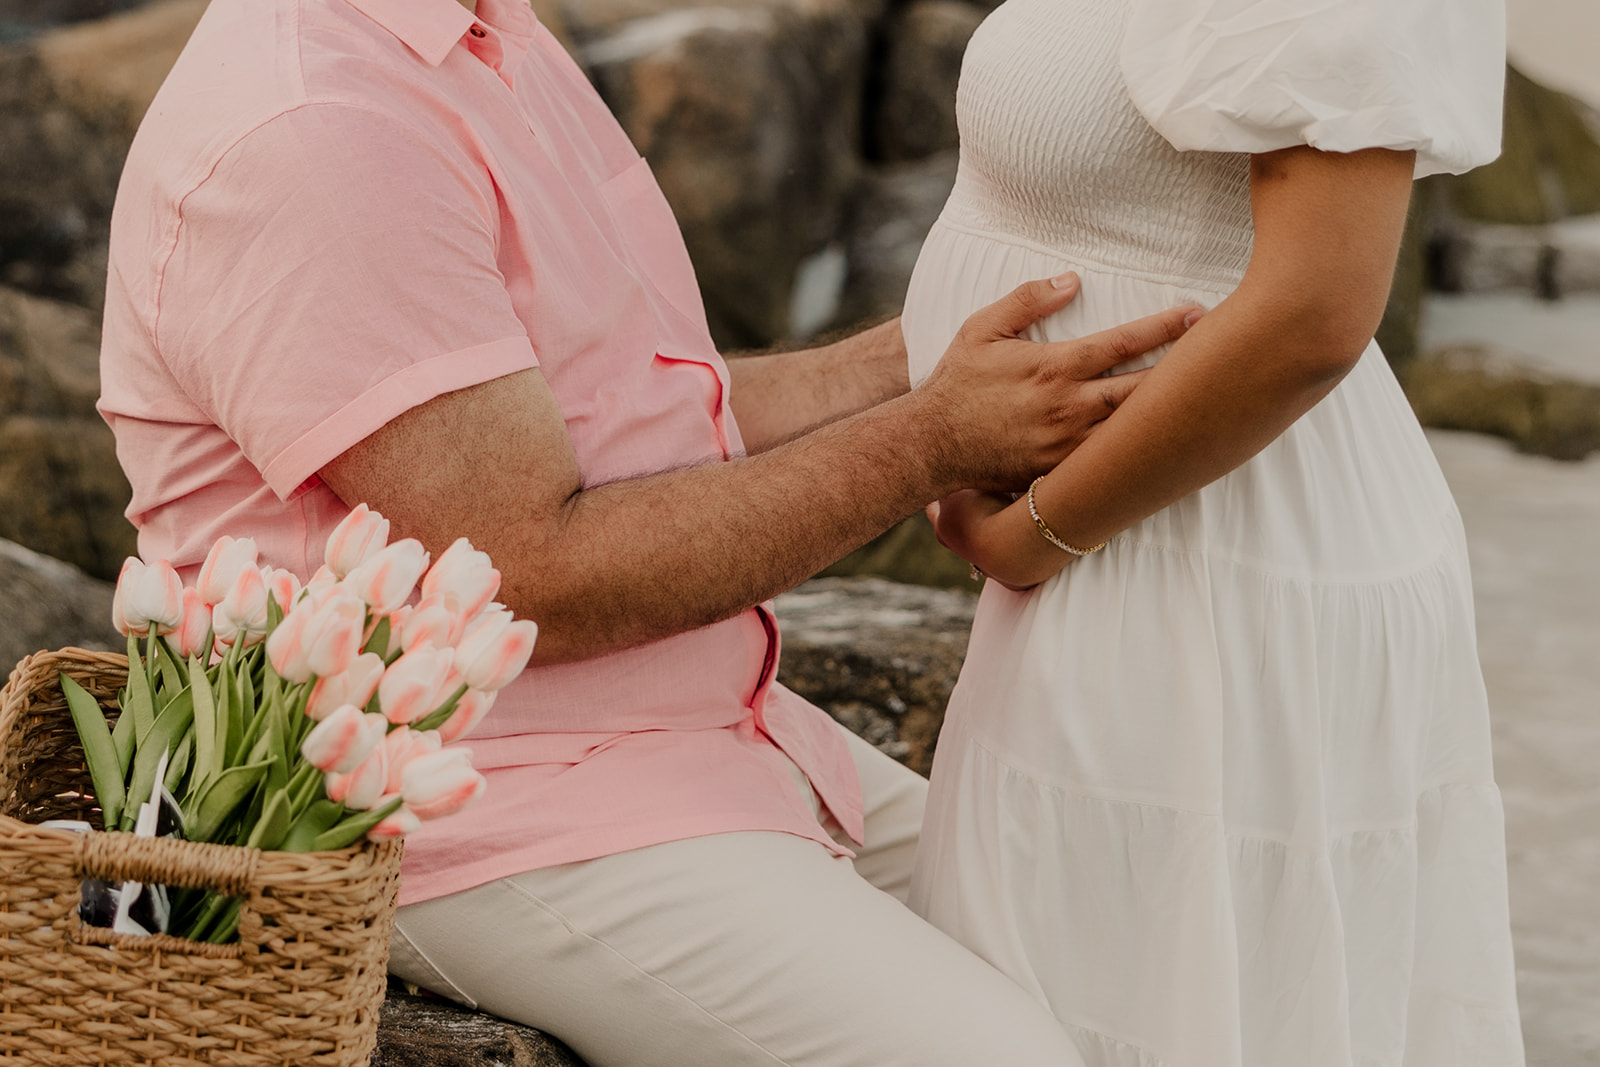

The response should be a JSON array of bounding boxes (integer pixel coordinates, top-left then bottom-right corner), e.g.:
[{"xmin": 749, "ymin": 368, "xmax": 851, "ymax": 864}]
[
  {"xmin": 157, "ymin": 102, "xmax": 539, "ymax": 499},
  {"xmin": 1119, "ymin": 0, "xmax": 1507, "ymax": 177}
]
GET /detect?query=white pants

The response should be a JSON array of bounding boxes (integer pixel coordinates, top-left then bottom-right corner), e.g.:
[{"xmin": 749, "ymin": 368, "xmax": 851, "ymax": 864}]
[{"xmin": 389, "ymin": 726, "xmax": 1083, "ymax": 1067}]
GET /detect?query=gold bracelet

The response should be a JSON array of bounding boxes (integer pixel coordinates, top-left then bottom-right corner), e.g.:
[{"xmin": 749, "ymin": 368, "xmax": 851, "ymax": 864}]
[{"xmin": 1026, "ymin": 476, "xmax": 1107, "ymax": 556}]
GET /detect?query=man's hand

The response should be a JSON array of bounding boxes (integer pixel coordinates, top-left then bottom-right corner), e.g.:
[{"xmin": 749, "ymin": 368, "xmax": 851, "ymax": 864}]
[
  {"xmin": 321, "ymin": 276, "xmax": 1199, "ymax": 664},
  {"xmin": 912, "ymin": 273, "xmax": 1200, "ymax": 495}
]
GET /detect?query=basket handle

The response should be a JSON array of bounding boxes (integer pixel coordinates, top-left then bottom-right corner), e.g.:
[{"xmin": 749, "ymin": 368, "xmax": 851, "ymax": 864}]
[{"xmin": 76, "ymin": 830, "xmax": 260, "ymax": 897}]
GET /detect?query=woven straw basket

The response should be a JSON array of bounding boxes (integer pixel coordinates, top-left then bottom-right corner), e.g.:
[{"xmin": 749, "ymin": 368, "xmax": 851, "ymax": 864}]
[{"xmin": 0, "ymin": 648, "xmax": 402, "ymax": 1066}]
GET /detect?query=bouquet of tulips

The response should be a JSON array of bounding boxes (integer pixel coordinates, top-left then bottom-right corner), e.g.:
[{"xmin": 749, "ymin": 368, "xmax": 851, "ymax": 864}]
[{"xmin": 58, "ymin": 504, "xmax": 536, "ymax": 943}]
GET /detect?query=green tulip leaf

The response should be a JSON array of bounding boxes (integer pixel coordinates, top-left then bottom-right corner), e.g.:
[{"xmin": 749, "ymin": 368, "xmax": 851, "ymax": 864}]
[
  {"xmin": 60, "ymin": 674, "xmax": 123, "ymax": 830},
  {"xmin": 164, "ymin": 731, "xmax": 193, "ymax": 795},
  {"xmin": 184, "ymin": 759, "xmax": 272, "ymax": 844},
  {"xmin": 110, "ymin": 690, "xmax": 135, "ymax": 774},
  {"xmin": 363, "ymin": 616, "xmax": 391, "ymax": 659},
  {"xmin": 125, "ymin": 634, "xmax": 157, "ymax": 743},
  {"xmin": 121, "ymin": 689, "xmax": 195, "ymax": 831},
  {"xmin": 245, "ymin": 789, "xmax": 292, "ymax": 852},
  {"xmin": 309, "ymin": 796, "xmax": 404, "ymax": 852},
  {"xmin": 280, "ymin": 798, "xmax": 346, "ymax": 853}
]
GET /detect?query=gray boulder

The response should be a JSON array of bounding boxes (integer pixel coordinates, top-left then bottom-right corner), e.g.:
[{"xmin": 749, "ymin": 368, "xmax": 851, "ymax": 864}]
[
  {"xmin": 0, "ymin": 535, "xmax": 116, "ymax": 681},
  {"xmin": 870, "ymin": 0, "xmax": 983, "ymax": 164},
  {"xmin": 0, "ymin": 0, "xmax": 202, "ymax": 309},
  {"xmin": 775, "ymin": 575, "xmax": 975, "ymax": 777},
  {"xmin": 833, "ymin": 150, "xmax": 957, "ymax": 329},
  {"xmin": 0, "ymin": 285, "xmax": 136, "ymax": 579},
  {"xmin": 570, "ymin": 0, "xmax": 879, "ymax": 346},
  {"xmin": 376, "ymin": 987, "xmax": 586, "ymax": 1067}
]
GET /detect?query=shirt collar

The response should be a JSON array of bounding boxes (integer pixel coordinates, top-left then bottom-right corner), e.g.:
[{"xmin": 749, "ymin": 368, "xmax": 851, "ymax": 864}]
[{"xmin": 343, "ymin": 0, "xmax": 478, "ymax": 67}]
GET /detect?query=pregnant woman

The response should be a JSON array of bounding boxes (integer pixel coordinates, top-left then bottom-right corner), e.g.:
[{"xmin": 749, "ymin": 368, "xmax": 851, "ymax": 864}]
[{"xmin": 903, "ymin": 0, "xmax": 1525, "ymax": 1064}]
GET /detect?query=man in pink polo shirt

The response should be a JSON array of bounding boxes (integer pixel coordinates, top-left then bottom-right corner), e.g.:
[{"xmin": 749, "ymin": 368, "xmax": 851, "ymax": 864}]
[{"xmin": 98, "ymin": 0, "xmax": 1197, "ymax": 1062}]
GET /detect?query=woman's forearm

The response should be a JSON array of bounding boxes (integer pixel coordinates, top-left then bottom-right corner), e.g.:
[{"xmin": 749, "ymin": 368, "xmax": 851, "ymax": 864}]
[{"xmin": 961, "ymin": 147, "xmax": 1416, "ymax": 588}]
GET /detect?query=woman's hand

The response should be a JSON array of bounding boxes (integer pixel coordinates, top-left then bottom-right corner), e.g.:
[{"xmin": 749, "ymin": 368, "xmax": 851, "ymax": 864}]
[{"xmin": 929, "ymin": 491, "xmax": 1065, "ymax": 592}]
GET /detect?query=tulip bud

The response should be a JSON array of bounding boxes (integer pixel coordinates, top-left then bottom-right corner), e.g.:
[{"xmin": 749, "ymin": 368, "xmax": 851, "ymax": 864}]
[
  {"xmin": 263, "ymin": 567, "xmax": 302, "ymax": 614},
  {"xmin": 401, "ymin": 749, "xmax": 487, "ymax": 820},
  {"xmin": 343, "ymin": 539, "xmax": 430, "ymax": 616},
  {"xmin": 168, "ymin": 586, "xmax": 211, "ymax": 659},
  {"xmin": 113, "ymin": 557, "xmax": 185, "ymax": 637},
  {"xmin": 306, "ymin": 652, "xmax": 385, "ymax": 721},
  {"xmin": 400, "ymin": 592, "xmax": 465, "ymax": 652},
  {"xmin": 421, "ymin": 538, "xmax": 502, "ymax": 621},
  {"xmin": 367, "ymin": 805, "xmax": 422, "ymax": 841},
  {"xmin": 379, "ymin": 725, "xmax": 443, "ymax": 794},
  {"xmin": 266, "ymin": 603, "xmax": 315, "ymax": 682},
  {"xmin": 455, "ymin": 608, "xmax": 538, "ymax": 692},
  {"xmin": 377, "ymin": 646, "xmax": 457, "ymax": 725},
  {"xmin": 342, "ymin": 736, "xmax": 392, "ymax": 810},
  {"xmin": 212, "ymin": 565, "xmax": 270, "ymax": 647},
  {"xmin": 302, "ymin": 594, "xmax": 366, "ymax": 679},
  {"xmin": 324, "ymin": 503, "xmax": 391, "ymax": 579},
  {"xmin": 301, "ymin": 705, "xmax": 382, "ymax": 774},
  {"xmin": 196, "ymin": 536, "xmax": 259, "ymax": 606},
  {"xmin": 436, "ymin": 688, "xmax": 496, "ymax": 744}
]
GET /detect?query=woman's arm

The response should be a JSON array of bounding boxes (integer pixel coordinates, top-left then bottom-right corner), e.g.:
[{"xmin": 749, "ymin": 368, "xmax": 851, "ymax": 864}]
[{"xmin": 934, "ymin": 146, "xmax": 1416, "ymax": 588}]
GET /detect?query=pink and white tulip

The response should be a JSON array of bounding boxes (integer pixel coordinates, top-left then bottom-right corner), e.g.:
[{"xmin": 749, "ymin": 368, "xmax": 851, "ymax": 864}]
[
  {"xmin": 436, "ymin": 688, "xmax": 496, "ymax": 744},
  {"xmin": 341, "ymin": 737, "xmax": 392, "ymax": 810},
  {"xmin": 266, "ymin": 591, "xmax": 364, "ymax": 683},
  {"xmin": 367, "ymin": 805, "xmax": 422, "ymax": 840},
  {"xmin": 195, "ymin": 536, "xmax": 258, "ymax": 606},
  {"xmin": 399, "ymin": 592, "xmax": 465, "ymax": 652},
  {"xmin": 377, "ymin": 645, "xmax": 457, "ymax": 725},
  {"xmin": 324, "ymin": 503, "xmax": 390, "ymax": 579},
  {"xmin": 306, "ymin": 652, "xmax": 385, "ymax": 721},
  {"xmin": 379, "ymin": 726, "xmax": 443, "ymax": 794},
  {"xmin": 343, "ymin": 539, "xmax": 430, "ymax": 616},
  {"xmin": 401, "ymin": 748, "xmax": 487, "ymax": 820},
  {"xmin": 168, "ymin": 586, "xmax": 211, "ymax": 659},
  {"xmin": 262, "ymin": 567, "xmax": 302, "ymax": 614},
  {"xmin": 421, "ymin": 539, "xmax": 501, "ymax": 621},
  {"xmin": 454, "ymin": 607, "xmax": 538, "ymax": 692},
  {"xmin": 212, "ymin": 565, "xmax": 270, "ymax": 647},
  {"xmin": 112, "ymin": 557, "xmax": 185, "ymax": 637},
  {"xmin": 302, "ymin": 594, "xmax": 366, "ymax": 679},
  {"xmin": 301, "ymin": 705, "xmax": 385, "ymax": 775}
]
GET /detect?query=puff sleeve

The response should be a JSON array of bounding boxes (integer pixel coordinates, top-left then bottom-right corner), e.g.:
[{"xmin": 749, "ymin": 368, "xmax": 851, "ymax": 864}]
[{"xmin": 1120, "ymin": 0, "xmax": 1507, "ymax": 177}]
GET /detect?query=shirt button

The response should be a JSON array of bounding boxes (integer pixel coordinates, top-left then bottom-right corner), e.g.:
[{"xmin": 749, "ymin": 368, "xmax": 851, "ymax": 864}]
[{"xmin": 469, "ymin": 24, "xmax": 487, "ymax": 37}]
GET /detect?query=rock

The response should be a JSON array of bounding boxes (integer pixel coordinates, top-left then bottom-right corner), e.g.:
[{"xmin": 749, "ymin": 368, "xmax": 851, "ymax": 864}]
[
  {"xmin": 1440, "ymin": 64, "xmax": 1600, "ymax": 226},
  {"xmin": 0, "ymin": 536, "xmax": 116, "ymax": 680},
  {"xmin": 376, "ymin": 986, "xmax": 587, "ymax": 1067},
  {"xmin": 818, "ymin": 508, "xmax": 974, "ymax": 590},
  {"xmin": 0, "ymin": 285, "xmax": 137, "ymax": 578},
  {"xmin": 1399, "ymin": 345, "xmax": 1600, "ymax": 462},
  {"xmin": 570, "ymin": 0, "xmax": 877, "ymax": 346},
  {"xmin": 775, "ymin": 575, "xmax": 975, "ymax": 776},
  {"xmin": 869, "ymin": 0, "xmax": 982, "ymax": 163},
  {"xmin": 0, "ymin": 0, "xmax": 202, "ymax": 308},
  {"xmin": 831, "ymin": 150, "xmax": 957, "ymax": 328}
]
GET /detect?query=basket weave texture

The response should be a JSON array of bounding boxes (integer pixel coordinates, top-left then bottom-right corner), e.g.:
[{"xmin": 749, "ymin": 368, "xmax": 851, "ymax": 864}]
[{"xmin": 0, "ymin": 648, "xmax": 402, "ymax": 1066}]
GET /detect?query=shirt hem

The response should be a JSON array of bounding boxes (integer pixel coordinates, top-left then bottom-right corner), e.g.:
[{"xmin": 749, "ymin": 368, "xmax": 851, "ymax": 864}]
[{"xmin": 396, "ymin": 814, "xmax": 855, "ymax": 907}]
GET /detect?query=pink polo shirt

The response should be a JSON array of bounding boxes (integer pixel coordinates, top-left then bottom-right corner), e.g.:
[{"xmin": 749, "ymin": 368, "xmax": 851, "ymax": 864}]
[{"xmin": 97, "ymin": 0, "xmax": 863, "ymax": 905}]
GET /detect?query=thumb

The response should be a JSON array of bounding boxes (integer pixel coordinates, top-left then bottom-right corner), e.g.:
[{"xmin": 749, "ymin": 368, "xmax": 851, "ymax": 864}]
[{"xmin": 962, "ymin": 272, "xmax": 1081, "ymax": 341}]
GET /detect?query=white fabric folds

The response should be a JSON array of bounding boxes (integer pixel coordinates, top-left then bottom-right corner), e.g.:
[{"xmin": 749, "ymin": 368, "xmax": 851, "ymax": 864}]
[{"xmin": 1120, "ymin": 0, "xmax": 1508, "ymax": 176}]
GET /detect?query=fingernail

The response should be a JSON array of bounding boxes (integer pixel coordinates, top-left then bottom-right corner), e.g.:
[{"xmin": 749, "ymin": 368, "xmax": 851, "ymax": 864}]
[
  {"xmin": 1050, "ymin": 271, "xmax": 1079, "ymax": 291},
  {"xmin": 1183, "ymin": 307, "xmax": 1204, "ymax": 328}
]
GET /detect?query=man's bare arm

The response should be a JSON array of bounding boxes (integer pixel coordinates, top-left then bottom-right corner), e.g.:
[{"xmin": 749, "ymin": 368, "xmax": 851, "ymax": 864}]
[
  {"xmin": 725, "ymin": 318, "xmax": 910, "ymax": 453},
  {"xmin": 321, "ymin": 277, "xmax": 1199, "ymax": 664}
]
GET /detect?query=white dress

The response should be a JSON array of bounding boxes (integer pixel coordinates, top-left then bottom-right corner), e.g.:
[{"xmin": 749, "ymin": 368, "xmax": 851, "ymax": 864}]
[{"xmin": 901, "ymin": 1, "xmax": 1525, "ymax": 1064}]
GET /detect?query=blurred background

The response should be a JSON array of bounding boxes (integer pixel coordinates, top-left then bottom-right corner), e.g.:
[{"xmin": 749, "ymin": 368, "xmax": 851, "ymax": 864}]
[{"xmin": 0, "ymin": 0, "xmax": 1593, "ymax": 1062}]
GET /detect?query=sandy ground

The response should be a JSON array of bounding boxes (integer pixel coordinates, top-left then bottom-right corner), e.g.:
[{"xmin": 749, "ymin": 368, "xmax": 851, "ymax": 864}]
[{"xmin": 1431, "ymin": 430, "xmax": 1600, "ymax": 1065}]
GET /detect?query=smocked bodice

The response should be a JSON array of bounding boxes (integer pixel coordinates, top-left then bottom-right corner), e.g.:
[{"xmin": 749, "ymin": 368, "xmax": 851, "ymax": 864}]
[{"xmin": 943, "ymin": 0, "xmax": 1254, "ymax": 289}]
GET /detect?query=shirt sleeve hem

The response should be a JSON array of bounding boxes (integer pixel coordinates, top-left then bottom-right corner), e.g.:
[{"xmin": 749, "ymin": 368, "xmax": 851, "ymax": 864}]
[{"xmin": 260, "ymin": 335, "xmax": 538, "ymax": 499}]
